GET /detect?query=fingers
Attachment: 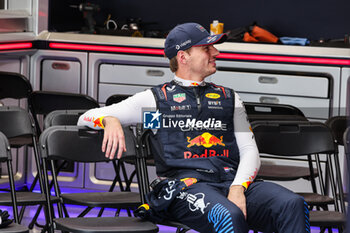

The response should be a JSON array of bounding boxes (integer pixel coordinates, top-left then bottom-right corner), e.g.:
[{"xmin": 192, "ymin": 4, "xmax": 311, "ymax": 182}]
[
  {"xmin": 241, "ymin": 203, "xmax": 247, "ymax": 219},
  {"xmin": 227, "ymin": 185, "xmax": 247, "ymax": 219},
  {"xmin": 101, "ymin": 121, "xmax": 126, "ymax": 159},
  {"xmin": 116, "ymin": 133, "xmax": 126, "ymax": 159}
]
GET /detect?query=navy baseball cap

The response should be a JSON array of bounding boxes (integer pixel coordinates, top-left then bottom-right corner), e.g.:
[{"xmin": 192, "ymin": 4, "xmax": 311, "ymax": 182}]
[{"xmin": 164, "ymin": 22, "xmax": 227, "ymax": 59}]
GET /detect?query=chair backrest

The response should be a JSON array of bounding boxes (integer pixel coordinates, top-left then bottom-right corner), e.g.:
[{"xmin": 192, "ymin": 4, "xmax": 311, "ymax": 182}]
[
  {"xmin": 28, "ymin": 90, "xmax": 100, "ymax": 134},
  {"xmin": 326, "ymin": 116, "xmax": 350, "ymax": 146},
  {"xmin": 0, "ymin": 131, "xmax": 20, "ymax": 223},
  {"xmin": 105, "ymin": 94, "xmax": 130, "ymax": 106},
  {"xmin": 44, "ymin": 109, "xmax": 86, "ymax": 129},
  {"xmin": 0, "ymin": 71, "xmax": 32, "ymax": 100},
  {"xmin": 0, "ymin": 106, "xmax": 36, "ymax": 140},
  {"xmin": 344, "ymin": 127, "xmax": 350, "ymax": 159},
  {"xmin": 244, "ymin": 102, "xmax": 307, "ymax": 122},
  {"xmin": 0, "ymin": 131, "xmax": 11, "ymax": 163},
  {"xmin": 251, "ymin": 120, "xmax": 335, "ymax": 156},
  {"xmin": 39, "ymin": 126, "xmax": 137, "ymax": 163}
]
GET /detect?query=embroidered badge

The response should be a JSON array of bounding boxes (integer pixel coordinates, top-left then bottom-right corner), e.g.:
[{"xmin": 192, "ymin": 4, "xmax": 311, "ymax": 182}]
[
  {"xmin": 173, "ymin": 93, "xmax": 186, "ymax": 103},
  {"xmin": 205, "ymin": 93, "xmax": 220, "ymax": 99}
]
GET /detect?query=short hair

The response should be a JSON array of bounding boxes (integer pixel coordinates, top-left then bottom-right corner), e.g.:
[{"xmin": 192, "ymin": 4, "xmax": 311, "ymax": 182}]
[
  {"xmin": 168, "ymin": 48, "xmax": 192, "ymax": 73},
  {"xmin": 169, "ymin": 56, "xmax": 178, "ymax": 73}
]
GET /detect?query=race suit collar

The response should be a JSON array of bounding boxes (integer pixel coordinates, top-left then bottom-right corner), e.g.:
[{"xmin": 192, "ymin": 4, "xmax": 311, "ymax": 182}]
[{"xmin": 173, "ymin": 75, "xmax": 206, "ymax": 87}]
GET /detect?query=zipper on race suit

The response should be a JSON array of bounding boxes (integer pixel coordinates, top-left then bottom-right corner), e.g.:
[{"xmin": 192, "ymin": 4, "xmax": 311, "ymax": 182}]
[{"xmin": 193, "ymin": 87, "xmax": 201, "ymax": 112}]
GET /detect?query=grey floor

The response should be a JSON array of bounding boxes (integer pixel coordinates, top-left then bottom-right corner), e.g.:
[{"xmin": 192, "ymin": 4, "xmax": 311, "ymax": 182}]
[{"xmin": 9, "ymin": 204, "xmax": 332, "ymax": 233}]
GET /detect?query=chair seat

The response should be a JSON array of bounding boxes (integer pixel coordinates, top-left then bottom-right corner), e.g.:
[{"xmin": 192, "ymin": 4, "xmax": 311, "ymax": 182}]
[
  {"xmin": 54, "ymin": 217, "xmax": 159, "ymax": 233},
  {"xmin": 61, "ymin": 191, "xmax": 141, "ymax": 208},
  {"xmin": 297, "ymin": 192, "xmax": 334, "ymax": 205},
  {"xmin": 0, "ymin": 222, "xmax": 29, "ymax": 233},
  {"xmin": 257, "ymin": 164, "xmax": 318, "ymax": 181},
  {"xmin": 0, "ymin": 192, "xmax": 59, "ymax": 205},
  {"xmin": 309, "ymin": 211, "xmax": 346, "ymax": 227}
]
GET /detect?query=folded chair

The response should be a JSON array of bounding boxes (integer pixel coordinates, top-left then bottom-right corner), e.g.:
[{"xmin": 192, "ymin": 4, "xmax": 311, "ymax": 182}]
[
  {"xmin": 43, "ymin": 109, "xmax": 135, "ymax": 217},
  {"xmin": 39, "ymin": 125, "xmax": 158, "ymax": 233},
  {"xmin": 252, "ymin": 120, "xmax": 346, "ymax": 232},
  {"xmin": 0, "ymin": 131, "xmax": 29, "ymax": 233},
  {"xmin": 0, "ymin": 106, "xmax": 58, "ymax": 229}
]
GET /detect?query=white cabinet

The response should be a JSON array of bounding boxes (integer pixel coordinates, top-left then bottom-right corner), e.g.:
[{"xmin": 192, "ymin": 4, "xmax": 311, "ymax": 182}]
[
  {"xmin": 98, "ymin": 63, "xmax": 172, "ymax": 102},
  {"xmin": 88, "ymin": 53, "xmax": 172, "ymax": 104},
  {"xmin": 207, "ymin": 61, "xmax": 341, "ymax": 120},
  {"xmin": 340, "ymin": 68, "xmax": 350, "ymax": 116},
  {"xmin": 31, "ymin": 50, "xmax": 88, "ymax": 93}
]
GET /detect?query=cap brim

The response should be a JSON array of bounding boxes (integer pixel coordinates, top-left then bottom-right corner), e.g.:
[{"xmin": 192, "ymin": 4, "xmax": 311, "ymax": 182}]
[{"xmin": 193, "ymin": 33, "xmax": 227, "ymax": 47}]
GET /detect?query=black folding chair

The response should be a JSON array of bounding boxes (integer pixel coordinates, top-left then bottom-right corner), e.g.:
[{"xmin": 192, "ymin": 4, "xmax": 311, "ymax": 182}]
[
  {"xmin": 43, "ymin": 109, "xmax": 136, "ymax": 217},
  {"xmin": 252, "ymin": 120, "xmax": 346, "ymax": 232},
  {"xmin": 244, "ymin": 101, "xmax": 308, "ymax": 122},
  {"xmin": 138, "ymin": 126, "xmax": 191, "ymax": 233},
  {"xmin": 326, "ymin": 116, "xmax": 350, "ymax": 207},
  {"xmin": 344, "ymin": 127, "xmax": 350, "ymax": 204},
  {"xmin": 326, "ymin": 116, "xmax": 350, "ymax": 147},
  {"xmin": 0, "ymin": 71, "xmax": 33, "ymax": 186},
  {"xmin": 105, "ymin": 94, "xmax": 130, "ymax": 106},
  {"xmin": 244, "ymin": 102, "xmax": 322, "ymax": 203},
  {"xmin": 44, "ymin": 109, "xmax": 86, "ymax": 129},
  {"xmin": 27, "ymin": 91, "xmax": 100, "ymax": 221},
  {"xmin": 105, "ymin": 94, "xmax": 156, "ymax": 191},
  {"xmin": 0, "ymin": 106, "xmax": 58, "ymax": 229},
  {"xmin": 39, "ymin": 125, "xmax": 158, "ymax": 233},
  {"xmin": 0, "ymin": 131, "xmax": 29, "ymax": 233},
  {"xmin": 28, "ymin": 90, "xmax": 100, "ymax": 135},
  {"xmin": 0, "ymin": 71, "xmax": 33, "ymax": 103}
]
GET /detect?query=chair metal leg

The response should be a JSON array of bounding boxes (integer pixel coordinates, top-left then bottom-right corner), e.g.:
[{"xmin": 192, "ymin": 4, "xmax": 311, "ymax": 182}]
[
  {"xmin": 78, "ymin": 207, "xmax": 93, "ymax": 217},
  {"xmin": 42, "ymin": 159, "xmax": 55, "ymax": 233},
  {"xmin": 7, "ymin": 160, "xmax": 19, "ymax": 223},
  {"xmin": 333, "ymin": 153, "xmax": 346, "ymax": 213},
  {"xmin": 307, "ymin": 154, "xmax": 318, "ymax": 193}
]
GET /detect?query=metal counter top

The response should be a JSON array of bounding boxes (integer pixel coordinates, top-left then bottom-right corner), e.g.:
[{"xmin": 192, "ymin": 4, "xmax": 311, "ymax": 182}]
[
  {"xmin": 37, "ymin": 31, "xmax": 350, "ymax": 59},
  {"xmin": 1, "ymin": 30, "xmax": 350, "ymax": 59}
]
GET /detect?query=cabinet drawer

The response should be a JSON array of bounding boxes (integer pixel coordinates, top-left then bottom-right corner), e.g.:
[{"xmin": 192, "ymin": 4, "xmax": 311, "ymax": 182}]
[
  {"xmin": 99, "ymin": 64, "xmax": 172, "ymax": 85},
  {"xmin": 238, "ymin": 93, "xmax": 330, "ymax": 119},
  {"xmin": 211, "ymin": 71, "xmax": 329, "ymax": 98},
  {"xmin": 98, "ymin": 83, "xmax": 150, "ymax": 103},
  {"xmin": 42, "ymin": 60, "xmax": 81, "ymax": 93}
]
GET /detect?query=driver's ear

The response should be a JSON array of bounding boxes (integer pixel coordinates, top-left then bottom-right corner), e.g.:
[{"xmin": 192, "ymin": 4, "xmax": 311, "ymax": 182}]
[{"xmin": 177, "ymin": 50, "xmax": 190, "ymax": 65}]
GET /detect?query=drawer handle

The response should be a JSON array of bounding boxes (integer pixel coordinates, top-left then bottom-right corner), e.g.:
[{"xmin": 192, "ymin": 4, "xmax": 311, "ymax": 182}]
[
  {"xmin": 259, "ymin": 96, "xmax": 279, "ymax": 104},
  {"xmin": 51, "ymin": 62, "xmax": 70, "ymax": 70},
  {"xmin": 146, "ymin": 70, "xmax": 165, "ymax": 77},
  {"xmin": 258, "ymin": 76, "xmax": 278, "ymax": 84}
]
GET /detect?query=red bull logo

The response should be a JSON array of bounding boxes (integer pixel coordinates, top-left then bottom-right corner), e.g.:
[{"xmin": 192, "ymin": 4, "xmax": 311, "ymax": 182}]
[
  {"xmin": 187, "ymin": 132, "xmax": 225, "ymax": 148},
  {"xmin": 184, "ymin": 149, "xmax": 229, "ymax": 159},
  {"xmin": 93, "ymin": 117, "xmax": 105, "ymax": 128}
]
